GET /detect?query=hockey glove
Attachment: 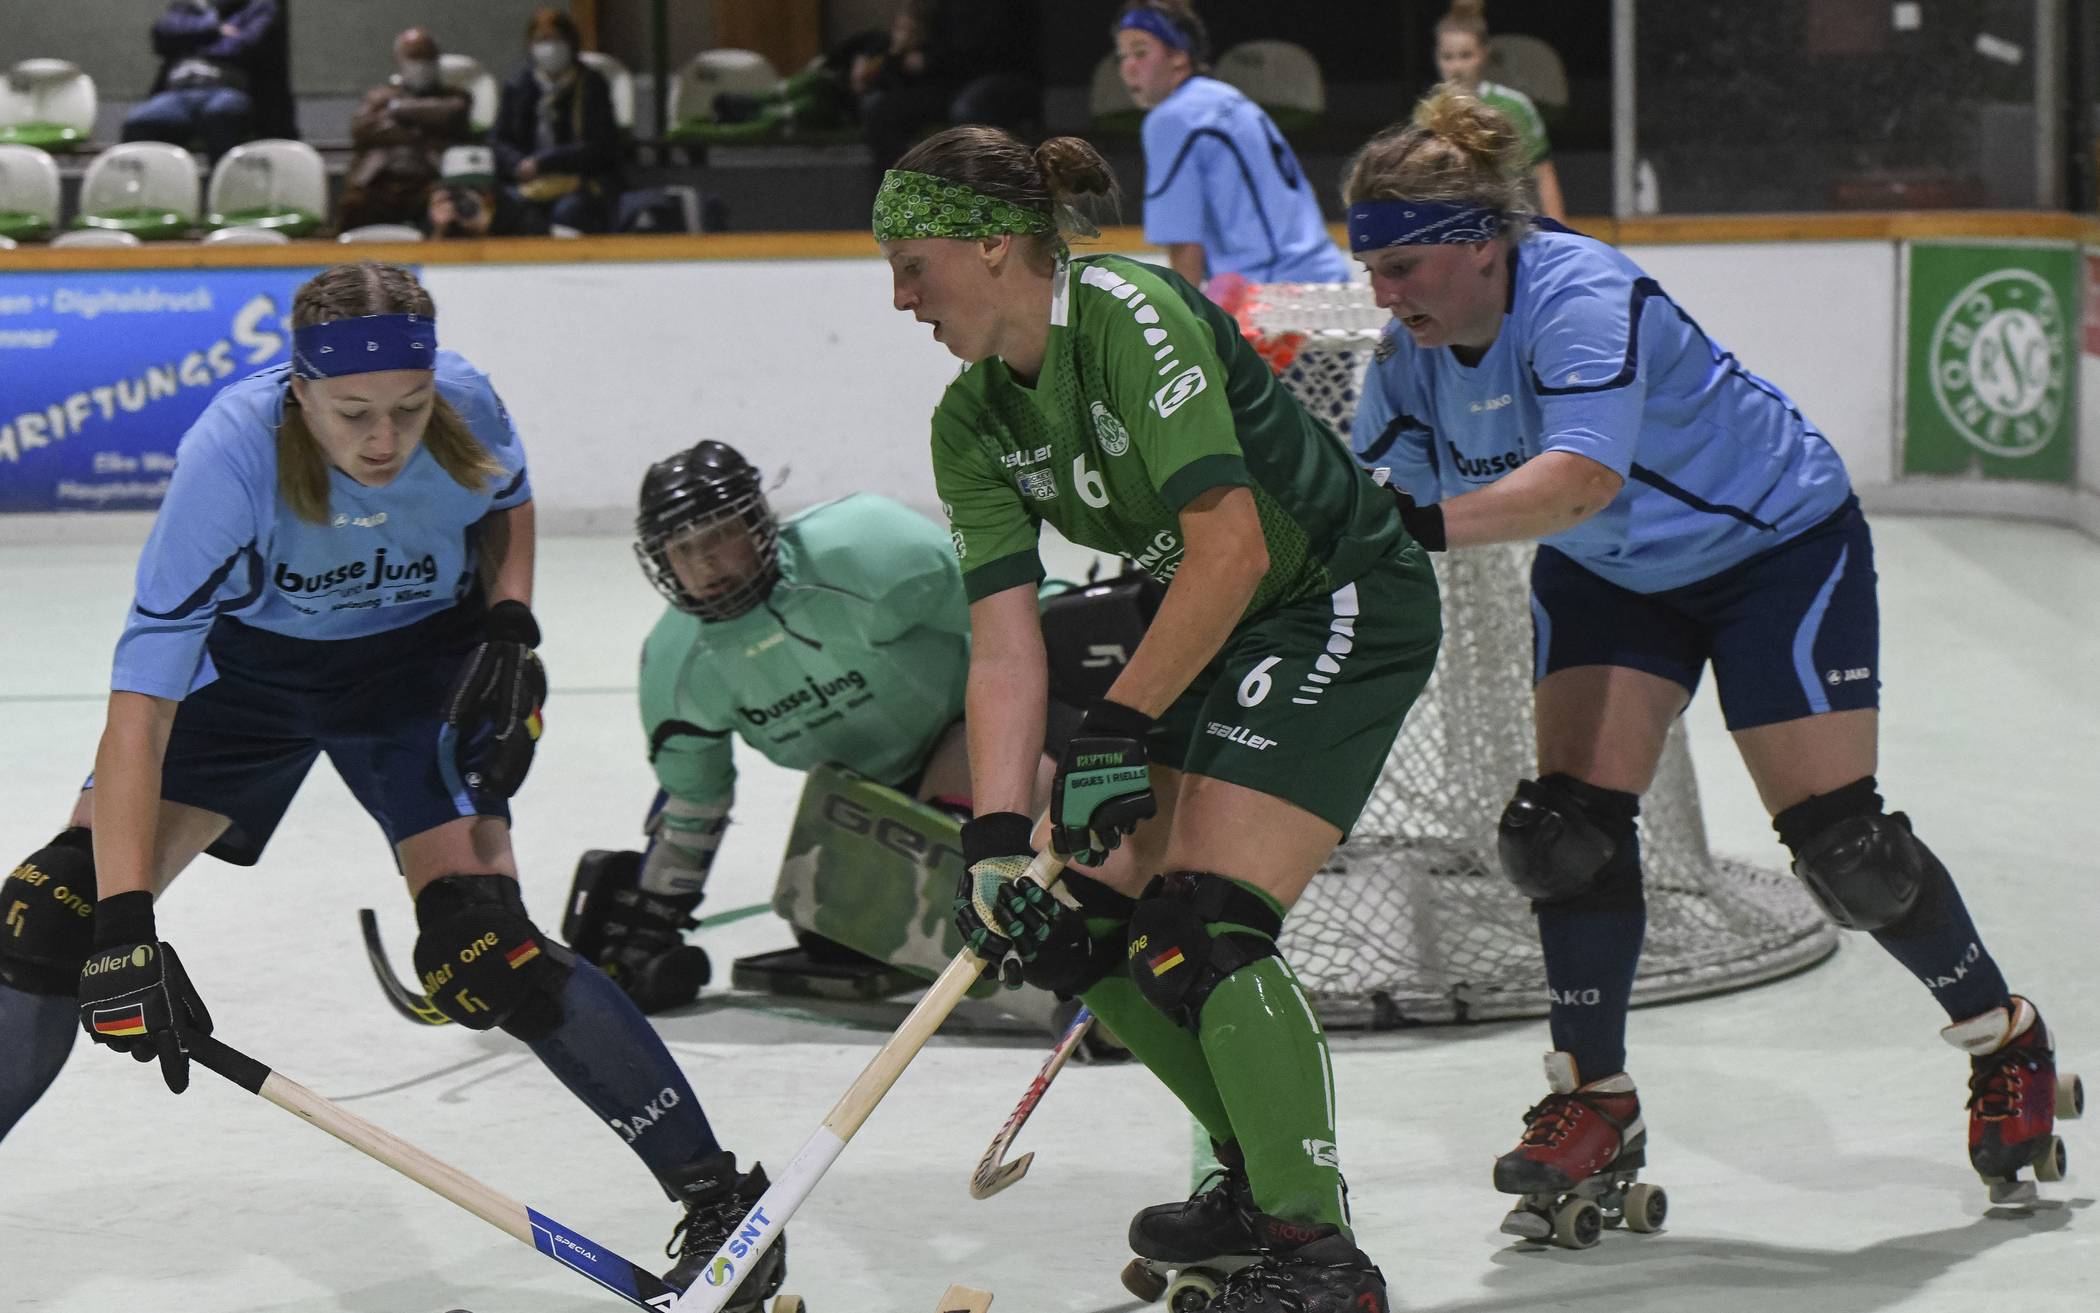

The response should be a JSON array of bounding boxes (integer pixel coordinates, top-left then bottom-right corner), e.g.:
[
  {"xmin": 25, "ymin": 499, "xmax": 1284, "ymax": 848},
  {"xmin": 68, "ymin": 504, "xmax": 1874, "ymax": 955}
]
[
  {"xmin": 1389, "ymin": 486, "xmax": 1446, "ymax": 552},
  {"xmin": 444, "ymin": 599, "xmax": 547, "ymax": 797},
  {"xmin": 1050, "ymin": 700, "xmax": 1156, "ymax": 865},
  {"xmin": 955, "ymin": 812, "xmax": 1049, "ymax": 990},
  {"xmin": 77, "ymin": 891, "xmax": 213, "ymax": 1094}
]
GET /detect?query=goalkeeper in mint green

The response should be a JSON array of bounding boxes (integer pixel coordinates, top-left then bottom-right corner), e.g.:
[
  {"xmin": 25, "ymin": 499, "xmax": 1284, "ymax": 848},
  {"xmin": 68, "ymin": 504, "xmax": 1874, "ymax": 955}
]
[{"xmin": 877, "ymin": 126, "xmax": 1440, "ymax": 1313}]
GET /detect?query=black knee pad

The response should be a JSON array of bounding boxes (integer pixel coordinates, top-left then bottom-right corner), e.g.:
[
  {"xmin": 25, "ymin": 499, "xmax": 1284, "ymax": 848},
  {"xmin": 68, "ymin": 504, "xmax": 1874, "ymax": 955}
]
[
  {"xmin": 1021, "ymin": 870, "xmax": 1136, "ymax": 998},
  {"xmin": 1497, "ymin": 774, "xmax": 1640, "ymax": 904},
  {"xmin": 1, "ymin": 828, "xmax": 98, "ymax": 996},
  {"xmin": 1124, "ymin": 871, "xmax": 1282, "ymax": 1031},
  {"xmin": 1775, "ymin": 777, "xmax": 1943, "ymax": 933},
  {"xmin": 413, "ymin": 875, "xmax": 572, "ymax": 1040}
]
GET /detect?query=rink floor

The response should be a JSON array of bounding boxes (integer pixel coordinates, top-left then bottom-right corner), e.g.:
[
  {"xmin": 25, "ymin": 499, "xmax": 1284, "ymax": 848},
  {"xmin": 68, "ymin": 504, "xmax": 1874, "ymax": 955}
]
[{"xmin": 3, "ymin": 514, "xmax": 2095, "ymax": 1313}]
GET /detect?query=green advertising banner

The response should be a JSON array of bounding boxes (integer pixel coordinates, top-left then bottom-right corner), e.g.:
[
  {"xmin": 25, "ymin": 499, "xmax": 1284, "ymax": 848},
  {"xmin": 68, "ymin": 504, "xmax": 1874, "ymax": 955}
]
[{"xmin": 1904, "ymin": 241, "xmax": 2078, "ymax": 483}]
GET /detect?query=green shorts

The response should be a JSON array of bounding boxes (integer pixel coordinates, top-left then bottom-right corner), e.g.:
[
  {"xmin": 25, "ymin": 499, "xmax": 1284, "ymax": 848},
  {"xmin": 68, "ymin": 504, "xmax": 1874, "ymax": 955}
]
[{"xmin": 1151, "ymin": 546, "xmax": 1441, "ymax": 835}]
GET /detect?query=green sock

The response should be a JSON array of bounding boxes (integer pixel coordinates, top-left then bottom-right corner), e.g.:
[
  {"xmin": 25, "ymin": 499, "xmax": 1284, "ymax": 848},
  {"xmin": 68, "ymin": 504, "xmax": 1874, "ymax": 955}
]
[
  {"xmin": 1198, "ymin": 884, "xmax": 1348, "ymax": 1232},
  {"xmin": 1079, "ymin": 972, "xmax": 1235, "ymax": 1146}
]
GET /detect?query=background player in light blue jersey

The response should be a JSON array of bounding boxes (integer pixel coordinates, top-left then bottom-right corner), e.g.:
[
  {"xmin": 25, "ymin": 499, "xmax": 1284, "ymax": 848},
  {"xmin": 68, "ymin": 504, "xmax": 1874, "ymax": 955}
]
[
  {"xmin": 0, "ymin": 263, "xmax": 787, "ymax": 1303},
  {"xmin": 1114, "ymin": 1, "xmax": 1350, "ymax": 291},
  {"xmin": 1345, "ymin": 90, "xmax": 2077, "ymax": 1232}
]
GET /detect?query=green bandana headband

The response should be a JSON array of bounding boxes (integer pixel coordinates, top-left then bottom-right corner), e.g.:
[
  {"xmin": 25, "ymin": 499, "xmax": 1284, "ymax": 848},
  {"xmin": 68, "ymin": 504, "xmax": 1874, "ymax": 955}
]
[{"xmin": 872, "ymin": 169, "xmax": 1058, "ymax": 243}]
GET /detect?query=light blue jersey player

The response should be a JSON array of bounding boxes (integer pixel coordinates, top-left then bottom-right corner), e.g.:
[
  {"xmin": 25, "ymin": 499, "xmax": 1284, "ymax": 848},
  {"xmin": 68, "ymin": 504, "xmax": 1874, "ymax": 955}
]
[
  {"xmin": 0, "ymin": 262, "xmax": 790, "ymax": 1302},
  {"xmin": 1342, "ymin": 90, "xmax": 2072, "ymax": 1238},
  {"xmin": 1113, "ymin": 2, "xmax": 1350, "ymax": 289}
]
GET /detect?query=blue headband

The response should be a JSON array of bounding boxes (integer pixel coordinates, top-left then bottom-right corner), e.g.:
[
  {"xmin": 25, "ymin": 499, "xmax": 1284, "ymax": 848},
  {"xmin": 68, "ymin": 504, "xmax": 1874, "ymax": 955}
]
[
  {"xmin": 1118, "ymin": 9, "xmax": 1192, "ymax": 53},
  {"xmin": 291, "ymin": 313, "xmax": 437, "ymax": 379},
  {"xmin": 1347, "ymin": 200, "xmax": 1504, "ymax": 252}
]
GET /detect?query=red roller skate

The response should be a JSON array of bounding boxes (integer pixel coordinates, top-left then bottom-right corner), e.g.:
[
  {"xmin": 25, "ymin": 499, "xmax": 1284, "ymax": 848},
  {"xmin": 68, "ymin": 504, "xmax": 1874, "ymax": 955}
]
[
  {"xmin": 1493, "ymin": 1052, "xmax": 1667, "ymax": 1248},
  {"xmin": 1943, "ymin": 996, "xmax": 2084, "ymax": 1205}
]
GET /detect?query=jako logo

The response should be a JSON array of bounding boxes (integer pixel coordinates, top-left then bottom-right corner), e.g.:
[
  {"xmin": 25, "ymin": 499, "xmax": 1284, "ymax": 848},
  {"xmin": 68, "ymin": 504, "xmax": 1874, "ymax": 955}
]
[
  {"xmin": 1152, "ymin": 365, "xmax": 1208, "ymax": 417},
  {"xmin": 1825, "ymin": 666, "xmax": 1871, "ymax": 685},
  {"xmin": 1468, "ymin": 394, "xmax": 1513, "ymax": 413}
]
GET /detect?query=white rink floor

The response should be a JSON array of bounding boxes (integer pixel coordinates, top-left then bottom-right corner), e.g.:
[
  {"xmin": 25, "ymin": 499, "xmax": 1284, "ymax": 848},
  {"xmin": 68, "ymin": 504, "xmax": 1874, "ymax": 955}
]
[{"xmin": 3, "ymin": 515, "xmax": 2096, "ymax": 1313}]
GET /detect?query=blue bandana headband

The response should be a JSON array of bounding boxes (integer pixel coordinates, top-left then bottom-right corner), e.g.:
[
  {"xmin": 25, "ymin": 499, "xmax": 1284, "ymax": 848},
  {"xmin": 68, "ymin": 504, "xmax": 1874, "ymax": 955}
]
[
  {"xmin": 291, "ymin": 313, "xmax": 437, "ymax": 379},
  {"xmin": 1347, "ymin": 200, "xmax": 1504, "ymax": 252},
  {"xmin": 1118, "ymin": 9, "xmax": 1192, "ymax": 53}
]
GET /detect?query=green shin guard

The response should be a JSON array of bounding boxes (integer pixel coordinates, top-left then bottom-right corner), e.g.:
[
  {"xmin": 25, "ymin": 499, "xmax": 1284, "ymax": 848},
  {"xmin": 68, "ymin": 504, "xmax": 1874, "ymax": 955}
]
[{"xmin": 1080, "ymin": 971, "xmax": 1236, "ymax": 1145}]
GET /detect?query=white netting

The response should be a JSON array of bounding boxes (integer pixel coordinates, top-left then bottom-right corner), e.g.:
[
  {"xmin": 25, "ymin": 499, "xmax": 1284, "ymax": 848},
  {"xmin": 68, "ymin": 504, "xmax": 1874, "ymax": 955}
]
[{"xmin": 1228, "ymin": 281, "xmax": 1839, "ymax": 1027}]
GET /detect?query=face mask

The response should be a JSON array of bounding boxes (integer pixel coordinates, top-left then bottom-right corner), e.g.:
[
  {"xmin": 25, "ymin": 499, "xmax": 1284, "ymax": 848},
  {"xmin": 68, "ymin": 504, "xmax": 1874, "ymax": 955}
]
[
  {"xmin": 398, "ymin": 60, "xmax": 439, "ymax": 93},
  {"xmin": 530, "ymin": 41, "xmax": 573, "ymax": 76}
]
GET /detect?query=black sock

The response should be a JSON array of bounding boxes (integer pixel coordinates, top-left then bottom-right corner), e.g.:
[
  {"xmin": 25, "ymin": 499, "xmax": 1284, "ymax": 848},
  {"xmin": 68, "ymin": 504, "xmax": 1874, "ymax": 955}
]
[
  {"xmin": 0, "ymin": 981, "xmax": 79, "ymax": 1142},
  {"xmin": 1534, "ymin": 785, "xmax": 1644, "ymax": 1082}
]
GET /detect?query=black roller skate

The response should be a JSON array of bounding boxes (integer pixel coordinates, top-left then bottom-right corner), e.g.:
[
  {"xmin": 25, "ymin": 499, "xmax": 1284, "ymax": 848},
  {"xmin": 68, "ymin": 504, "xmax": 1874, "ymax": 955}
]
[
  {"xmin": 661, "ymin": 1151, "xmax": 801, "ymax": 1311},
  {"xmin": 1944, "ymin": 995, "xmax": 2085, "ymax": 1205},
  {"xmin": 1120, "ymin": 1142, "xmax": 1262, "ymax": 1311},
  {"xmin": 1205, "ymin": 1219, "xmax": 1389, "ymax": 1313},
  {"xmin": 1493, "ymin": 1051, "xmax": 1666, "ymax": 1249}
]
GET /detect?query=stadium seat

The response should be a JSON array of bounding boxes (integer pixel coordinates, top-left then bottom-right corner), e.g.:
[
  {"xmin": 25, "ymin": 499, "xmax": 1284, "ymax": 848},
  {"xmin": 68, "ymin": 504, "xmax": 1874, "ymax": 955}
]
[
  {"xmin": 1088, "ymin": 53, "xmax": 1142, "ymax": 135},
  {"xmin": 1485, "ymin": 34, "xmax": 1570, "ymax": 115},
  {"xmin": 440, "ymin": 53, "xmax": 499, "ymax": 137},
  {"xmin": 206, "ymin": 138, "xmax": 326, "ymax": 237},
  {"xmin": 51, "ymin": 227, "xmax": 143, "ymax": 248},
  {"xmin": 0, "ymin": 59, "xmax": 98, "ymax": 151},
  {"xmin": 579, "ymin": 51, "xmax": 636, "ymax": 135},
  {"xmin": 1214, "ymin": 40, "xmax": 1324, "ymax": 131},
  {"xmin": 666, "ymin": 49, "xmax": 780, "ymax": 141},
  {"xmin": 337, "ymin": 223, "xmax": 424, "ymax": 243},
  {"xmin": 0, "ymin": 234, "xmax": 15, "ymax": 250},
  {"xmin": 202, "ymin": 224, "xmax": 289, "ymax": 245},
  {"xmin": 73, "ymin": 141, "xmax": 199, "ymax": 241},
  {"xmin": 0, "ymin": 142, "xmax": 62, "ymax": 242}
]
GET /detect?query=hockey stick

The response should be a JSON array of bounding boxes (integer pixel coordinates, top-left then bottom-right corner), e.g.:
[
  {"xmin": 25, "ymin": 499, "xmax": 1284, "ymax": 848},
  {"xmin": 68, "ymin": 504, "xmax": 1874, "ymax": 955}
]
[
  {"xmin": 670, "ymin": 847, "xmax": 1068, "ymax": 1313},
  {"xmin": 187, "ymin": 1031, "xmax": 685, "ymax": 1310},
  {"xmin": 968, "ymin": 1004, "xmax": 1094, "ymax": 1199}
]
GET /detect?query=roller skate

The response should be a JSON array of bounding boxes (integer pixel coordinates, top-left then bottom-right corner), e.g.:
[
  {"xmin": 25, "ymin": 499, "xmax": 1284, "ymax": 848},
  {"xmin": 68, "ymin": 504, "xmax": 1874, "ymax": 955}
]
[
  {"xmin": 1204, "ymin": 1219, "xmax": 1389, "ymax": 1313},
  {"xmin": 1493, "ymin": 1051, "xmax": 1667, "ymax": 1249},
  {"xmin": 1943, "ymin": 995, "xmax": 2085, "ymax": 1205},
  {"xmin": 1120, "ymin": 1143, "xmax": 1262, "ymax": 1310},
  {"xmin": 661, "ymin": 1151, "xmax": 802, "ymax": 1311}
]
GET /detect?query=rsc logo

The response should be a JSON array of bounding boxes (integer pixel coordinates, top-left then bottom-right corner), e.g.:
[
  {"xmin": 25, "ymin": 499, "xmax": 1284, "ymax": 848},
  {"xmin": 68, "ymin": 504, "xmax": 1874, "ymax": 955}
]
[{"xmin": 1928, "ymin": 267, "xmax": 2067, "ymax": 459}]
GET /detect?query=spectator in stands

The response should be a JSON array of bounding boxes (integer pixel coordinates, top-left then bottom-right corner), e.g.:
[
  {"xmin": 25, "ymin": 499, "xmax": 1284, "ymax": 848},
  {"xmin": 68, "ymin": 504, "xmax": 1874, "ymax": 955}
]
[
  {"xmin": 123, "ymin": 0, "xmax": 295, "ymax": 161},
  {"xmin": 859, "ymin": 0, "xmax": 1041, "ymax": 177},
  {"xmin": 1113, "ymin": 1, "xmax": 1349, "ymax": 290},
  {"xmin": 1432, "ymin": 0, "xmax": 1565, "ymax": 222},
  {"xmin": 491, "ymin": 7, "xmax": 623, "ymax": 234},
  {"xmin": 427, "ymin": 145, "xmax": 549, "ymax": 240},
  {"xmin": 707, "ymin": 21, "xmax": 897, "ymax": 139},
  {"xmin": 338, "ymin": 27, "xmax": 476, "ymax": 233}
]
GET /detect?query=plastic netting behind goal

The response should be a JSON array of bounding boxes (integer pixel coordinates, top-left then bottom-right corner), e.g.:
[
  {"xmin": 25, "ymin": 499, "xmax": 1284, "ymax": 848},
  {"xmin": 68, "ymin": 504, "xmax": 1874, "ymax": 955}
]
[{"xmin": 1228, "ymin": 281, "xmax": 1838, "ymax": 1027}]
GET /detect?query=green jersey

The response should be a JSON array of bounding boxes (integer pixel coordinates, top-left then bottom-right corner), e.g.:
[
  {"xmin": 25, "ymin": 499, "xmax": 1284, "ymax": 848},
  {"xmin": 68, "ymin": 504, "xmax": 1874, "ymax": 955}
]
[
  {"xmin": 639, "ymin": 494, "xmax": 970, "ymax": 816},
  {"xmin": 931, "ymin": 254, "xmax": 1405, "ymax": 614},
  {"xmin": 1476, "ymin": 80, "xmax": 1551, "ymax": 166}
]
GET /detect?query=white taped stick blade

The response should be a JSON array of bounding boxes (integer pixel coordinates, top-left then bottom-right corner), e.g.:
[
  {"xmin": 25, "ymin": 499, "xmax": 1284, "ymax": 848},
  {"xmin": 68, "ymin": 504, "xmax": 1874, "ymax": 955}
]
[{"xmin": 935, "ymin": 1286, "xmax": 993, "ymax": 1312}]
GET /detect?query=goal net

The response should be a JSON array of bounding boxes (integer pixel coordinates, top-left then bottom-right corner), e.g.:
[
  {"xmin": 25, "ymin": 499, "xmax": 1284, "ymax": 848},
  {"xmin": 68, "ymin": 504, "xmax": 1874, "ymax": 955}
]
[{"xmin": 1226, "ymin": 280, "xmax": 1839, "ymax": 1027}]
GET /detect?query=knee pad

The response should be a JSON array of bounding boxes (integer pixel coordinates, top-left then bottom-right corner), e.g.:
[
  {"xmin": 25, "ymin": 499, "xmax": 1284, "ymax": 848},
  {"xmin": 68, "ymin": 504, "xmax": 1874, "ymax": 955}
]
[
  {"xmin": 413, "ymin": 875, "xmax": 572, "ymax": 1040},
  {"xmin": 1125, "ymin": 872, "xmax": 1282, "ymax": 1030},
  {"xmin": 0, "ymin": 828, "xmax": 98, "ymax": 996},
  {"xmin": 1020, "ymin": 870, "xmax": 1135, "ymax": 998},
  {"xmin": 1776, "ymin": 779, "xmax": 1941, "ymax": 933},
  {"xmin": 1497, "ymin": 774, "xmax": 1639, "ymax": 904}
]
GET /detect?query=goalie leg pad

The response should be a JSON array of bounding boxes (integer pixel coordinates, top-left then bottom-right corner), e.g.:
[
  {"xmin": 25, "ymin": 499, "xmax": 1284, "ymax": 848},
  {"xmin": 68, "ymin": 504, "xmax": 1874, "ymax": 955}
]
[
  {"xmin": 1125, "ymin": 871, "xmax": 1283, "ymax": 1031},
  {"xmin": 1776, "ymin": 777, "xmax": 1938, "ymax": 932},
  {"xmin": 413, "ymin": 874, "xmax": 572, "ymax": 1039},
  {"xmin": 563, "ymin": 849, "xmax": 709, "ymax": 1014},
  {"xmin": 1497, "ymin": 774, "xmax": 1639, "ymax": 904},
  {"xmin": 0, "ymin": 828, "xmax": 98, "ymax": 996}
]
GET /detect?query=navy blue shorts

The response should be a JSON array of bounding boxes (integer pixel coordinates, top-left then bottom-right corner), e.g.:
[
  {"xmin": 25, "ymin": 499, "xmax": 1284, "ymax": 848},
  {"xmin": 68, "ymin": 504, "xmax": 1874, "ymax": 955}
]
[
  {"xmin": 161, "ymin": 603, "xmax": 508, "ymax": 865},
  {"xmin": 1529, "ymin": 497, "xmax": 1879, "ymax": 731}
]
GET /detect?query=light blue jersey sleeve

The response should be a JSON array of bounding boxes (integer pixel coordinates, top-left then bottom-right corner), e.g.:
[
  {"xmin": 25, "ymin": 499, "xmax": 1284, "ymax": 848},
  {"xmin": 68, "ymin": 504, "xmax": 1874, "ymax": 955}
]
[
  {"xmin": 1350, "ymin": 328, "xmax": 1443, "ymax": 504},
  {"xmin": 1140, "ymin": 91, "xmax": 1210, "ymax": 249},
  {"xmin": 1523, "ymin": 263, "xmax": 1651, "ymax": 476}
]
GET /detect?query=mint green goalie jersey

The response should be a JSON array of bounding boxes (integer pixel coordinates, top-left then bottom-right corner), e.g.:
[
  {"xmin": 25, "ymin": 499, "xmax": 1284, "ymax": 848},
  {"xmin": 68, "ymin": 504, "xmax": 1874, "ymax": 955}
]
[
  {"xmin": 639, "ymin": 494, "xmax": 971, "ymax": 813},
  {"xmin": 930, "ymin": 254, "xmax": 1405, "ymax": 611}
]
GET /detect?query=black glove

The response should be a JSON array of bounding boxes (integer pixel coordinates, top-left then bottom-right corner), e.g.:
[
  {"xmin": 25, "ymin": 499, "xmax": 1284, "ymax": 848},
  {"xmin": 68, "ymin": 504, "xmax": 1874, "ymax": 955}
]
[
  {"xmin": 444, "ymin": 599, "xmax": 546, "ymax": 797},
  {"xmin": 955, "ymin": 812, "xmax": 1052, "ymax": 990},
  {"xmin": 1389, "ymin": 485, "xmax": 1447, "ymax": 551},
  {"xmin": 1050, "ymin": 700, "xmax": 1156, "ymax": 864},
  {"xmin": 77, "ymin": 891, "xmax": 213, "ymax": 1094}
]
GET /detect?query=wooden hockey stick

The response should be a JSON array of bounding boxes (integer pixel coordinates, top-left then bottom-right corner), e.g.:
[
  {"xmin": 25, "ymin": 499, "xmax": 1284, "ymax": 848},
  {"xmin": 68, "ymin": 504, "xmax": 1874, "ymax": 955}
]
[
  {"xmin": 670, "ymin": 848, "xmax": 1068, "ymax": 1313},
  {"xmin": 188, "ymin": 1031, "xmax": 685, "ymax": 1310},
  {"xmin": 935, "ymin": 1285, "xmax": 994, "ymax": 1311},
  {"xmin": 968, "ymin": 1004, "xmax": 1093, "ymax": 1198}
]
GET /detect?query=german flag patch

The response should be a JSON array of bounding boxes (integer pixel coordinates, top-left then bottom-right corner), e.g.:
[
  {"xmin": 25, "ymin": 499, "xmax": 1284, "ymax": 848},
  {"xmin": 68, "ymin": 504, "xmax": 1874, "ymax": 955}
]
[
  {"xmin": 93, "ymin": 1004, "xmax": 149, "ymax": 1038},
  {"xmin": 1147, "ymin": 947, "xmax": 1186, "ymax": 977},
  {"xmin": 505, "ymin": 940, "xmax": 542, "ymax": 970}
]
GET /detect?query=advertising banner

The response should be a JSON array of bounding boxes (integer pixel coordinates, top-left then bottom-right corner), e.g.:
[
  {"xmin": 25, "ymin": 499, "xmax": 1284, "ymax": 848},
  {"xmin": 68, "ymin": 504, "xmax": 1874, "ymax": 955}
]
[{"xmin": 0, "ymin": 266, "xmax": 326, "ymax": 512}]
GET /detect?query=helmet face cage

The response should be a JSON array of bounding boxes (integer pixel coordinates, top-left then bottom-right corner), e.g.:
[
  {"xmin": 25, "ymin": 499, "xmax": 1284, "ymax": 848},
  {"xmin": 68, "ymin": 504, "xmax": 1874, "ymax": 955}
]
[{"xmin": 634, "ymin": 468, "xmax": 781, "ymax": 621}]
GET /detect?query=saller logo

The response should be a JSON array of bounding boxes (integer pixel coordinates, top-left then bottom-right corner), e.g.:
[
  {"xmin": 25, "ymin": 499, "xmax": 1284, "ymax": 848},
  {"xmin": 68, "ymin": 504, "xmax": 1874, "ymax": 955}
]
[{"xmin": 1151, "ymin": 365, "xmax": 1208, "ymax": 417}]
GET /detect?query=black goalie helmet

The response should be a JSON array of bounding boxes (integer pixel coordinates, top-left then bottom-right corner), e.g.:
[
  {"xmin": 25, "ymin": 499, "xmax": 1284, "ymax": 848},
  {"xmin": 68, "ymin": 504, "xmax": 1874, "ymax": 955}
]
[{"xmin": 633, "ymin": 440, "xmax": 781, "ymax": 621}]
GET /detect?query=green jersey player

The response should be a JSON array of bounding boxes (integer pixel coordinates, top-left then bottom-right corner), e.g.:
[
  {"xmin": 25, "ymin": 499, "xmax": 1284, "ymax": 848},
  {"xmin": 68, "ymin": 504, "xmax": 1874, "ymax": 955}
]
[{"xmin": 876, "ymin": 125, "xmax": 1441, "ymax": 1313}]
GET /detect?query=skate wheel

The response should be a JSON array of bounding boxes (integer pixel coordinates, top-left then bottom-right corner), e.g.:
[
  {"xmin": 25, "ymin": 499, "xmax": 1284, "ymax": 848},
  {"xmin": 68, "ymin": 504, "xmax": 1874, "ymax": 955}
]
[
  {"xmin": 1166, "ymin": 1269, "xmax": 1220, "ymax": 1312},
  {"xmin": 1623, "ymin": 1183, "xmax": 1668, "ymax": 1233},
  {"xmin": 1120, "ymin": 1258, "xmax": 1169, "ymax": 1303},
  {"xmin": 770, "ymin": 1298, "xmax": 804, "ymax": 1313},
  {"xmin": 2058, "ymin": 1073, "xmax": 2085, "ymax": 1120},
  {"xmin": 2035, "ymin": 1136, "xmax": 2067, "ymax": 1183},
  {"xmin": 1499, "ymin": 1206, "xmax": 1552, "ymax": 1242},
  {"xmin": 1551, "ymin": 1197, "xmax": 1602, "ymax": 1249}
]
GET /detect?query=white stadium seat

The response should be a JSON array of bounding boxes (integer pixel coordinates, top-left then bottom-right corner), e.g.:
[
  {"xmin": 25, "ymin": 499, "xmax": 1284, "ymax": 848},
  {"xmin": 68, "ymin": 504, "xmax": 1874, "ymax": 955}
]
[
  {"xmin": 0, "ymin": 142, "xmax": 63, "ymax": 242},
  {"xmin": 207, "ymin": 138, "xmax": 327, "ymax": 237},
  {"xmin": 73, "ymin": 141, "xmax": 199, "ymax": 240},
  {"xmin": 439, "ymin": 53, "xmax": 500, "ymax": 136},
  {"xmin": 0, "ymin": 58, "xmax": 98, "ymax": 151},
  {"xmin": 579, "ymin": 51, "xmax": 636, "ymax": 133},
  {"xmin": 338, "ymin": 223, "xmax": 425, "ymax": 243},
  {"xmin": 1214, "ymin": 40, "xmax": 1325, "ymax": 120},
  {"xmin": 668, "ymin": 48, "xmax": 780, "ymax": 126}
]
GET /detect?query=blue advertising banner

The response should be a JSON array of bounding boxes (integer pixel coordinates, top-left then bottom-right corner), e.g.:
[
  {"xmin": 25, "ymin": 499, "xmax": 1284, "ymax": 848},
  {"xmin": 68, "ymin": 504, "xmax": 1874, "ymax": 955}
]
[{"xmin": 0, "ymin": 266, "xmax": 327, "ymax": 512}]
